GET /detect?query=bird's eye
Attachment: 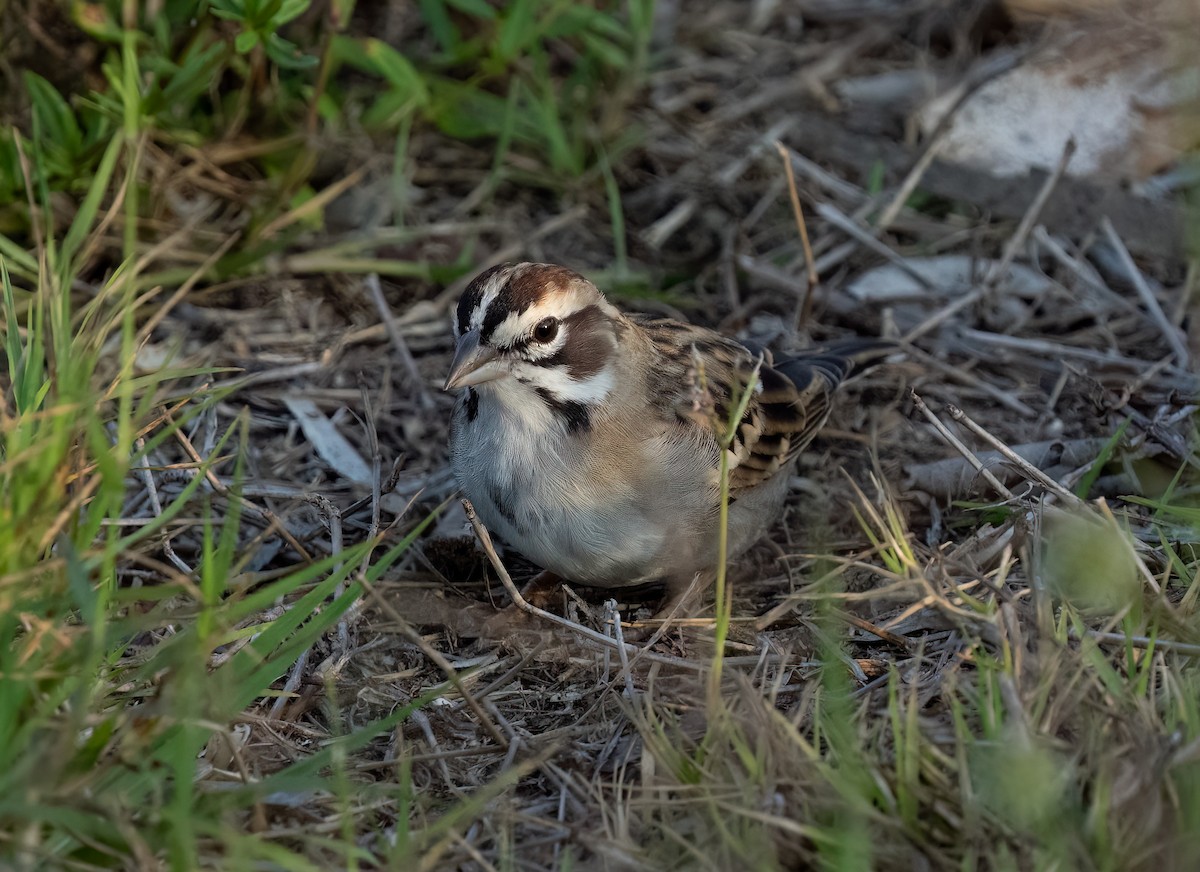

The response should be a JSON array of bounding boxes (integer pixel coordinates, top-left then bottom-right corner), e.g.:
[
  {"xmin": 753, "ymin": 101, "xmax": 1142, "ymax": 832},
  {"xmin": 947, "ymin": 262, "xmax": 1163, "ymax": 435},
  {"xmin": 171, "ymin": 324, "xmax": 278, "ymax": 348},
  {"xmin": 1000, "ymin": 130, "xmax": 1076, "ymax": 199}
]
[{"xmin": 532, "ymin": 317, "xmax": 559, "ymax": 343}]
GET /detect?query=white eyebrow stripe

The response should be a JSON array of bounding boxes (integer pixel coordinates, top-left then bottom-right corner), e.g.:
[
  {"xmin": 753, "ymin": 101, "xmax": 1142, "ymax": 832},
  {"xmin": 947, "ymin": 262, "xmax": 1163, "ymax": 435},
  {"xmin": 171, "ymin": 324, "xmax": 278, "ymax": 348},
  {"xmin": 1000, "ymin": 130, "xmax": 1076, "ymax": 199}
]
[{"xmin": 487, "ymin": 294, "xmax": 610, "ymax": 348}]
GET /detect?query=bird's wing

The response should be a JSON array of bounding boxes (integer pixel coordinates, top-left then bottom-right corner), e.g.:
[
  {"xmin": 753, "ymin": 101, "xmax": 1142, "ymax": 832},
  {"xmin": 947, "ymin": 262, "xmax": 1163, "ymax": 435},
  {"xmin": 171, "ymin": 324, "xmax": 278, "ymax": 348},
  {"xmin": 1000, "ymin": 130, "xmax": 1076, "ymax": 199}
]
[{"xmin": 634, "ymin": 314, "xmax": 888, "ymax": 494}]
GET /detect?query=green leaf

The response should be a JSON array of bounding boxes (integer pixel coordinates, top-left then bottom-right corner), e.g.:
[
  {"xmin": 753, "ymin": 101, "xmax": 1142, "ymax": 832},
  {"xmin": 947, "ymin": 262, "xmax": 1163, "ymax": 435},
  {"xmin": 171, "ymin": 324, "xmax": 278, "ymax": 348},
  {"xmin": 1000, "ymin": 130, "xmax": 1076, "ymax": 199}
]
[
  {"xmin": 23, "ymin": 73, "xmax": 83, "ymax": 157},
  {"xmin": 160, "ymin": 42, "xmax": 229, "ymax": 111},
  {"xmin": 445, "ymin": 0, "xmax": 496, "ymax": 18},
  {"xmin": 579, "ymin": 32, "xmax": 628, "ymax": 69},
  {"xmin": 497, "ymin": 0, "xmax": 537, "ymax": 61},
  {"xmin": 234, "ymin": 28, "xmax": 260, "ymax": 53},
  {"xmin": 419, "ymin": 0, "xmax": 460, "ymax": 54},
  {"xmin": 272, "ymin": 0, "xmax": 313, "ymax": 27},
  {"xmin": 1074, "ymin": 417, "xmax": 1130, "ymax": 499},
  {"xmin": 264, "ymin": 33, "xmax": 319, "ymax": 69},
  {"xmin": 427, "ymin": 78, "xmax": 523, "ymax": 140},
  {"xmin": 363, "ymin": 39, "xmax": 429, "ymax": 106}
]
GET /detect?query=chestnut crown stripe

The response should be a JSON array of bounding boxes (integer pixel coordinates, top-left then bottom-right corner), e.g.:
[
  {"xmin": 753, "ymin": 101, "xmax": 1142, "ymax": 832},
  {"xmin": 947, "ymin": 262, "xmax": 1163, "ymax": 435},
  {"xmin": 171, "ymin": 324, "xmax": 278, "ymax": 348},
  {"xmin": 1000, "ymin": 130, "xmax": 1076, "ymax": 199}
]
[{"xmin": 455, "ymin": 262, "xmax": 586, "ymax": 342}]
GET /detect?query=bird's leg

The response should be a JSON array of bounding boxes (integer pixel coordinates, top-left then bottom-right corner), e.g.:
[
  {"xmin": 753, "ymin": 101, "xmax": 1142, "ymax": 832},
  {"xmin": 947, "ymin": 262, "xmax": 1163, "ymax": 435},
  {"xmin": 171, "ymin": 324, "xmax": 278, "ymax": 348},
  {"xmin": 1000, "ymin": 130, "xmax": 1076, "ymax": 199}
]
[
  {"xmin": 517, "ymin": 569, "xmax": 565, "ymax": 610},
  {"xmin": 479, "ymin": 570, "xmax": 564, "ymax": 643},
  {"xmin": 622, "ymin": 571, "xmax": 712, "ymax": 641}
]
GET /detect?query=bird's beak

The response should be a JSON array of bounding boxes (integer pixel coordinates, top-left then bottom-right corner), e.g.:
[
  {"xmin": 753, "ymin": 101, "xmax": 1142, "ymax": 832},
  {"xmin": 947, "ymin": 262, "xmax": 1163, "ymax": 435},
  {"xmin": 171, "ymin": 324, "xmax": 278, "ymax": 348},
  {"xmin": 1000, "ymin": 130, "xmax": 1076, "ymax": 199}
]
[{"xmin": 443, "ymin": 329, "xmax": 505, "ymax": 391}]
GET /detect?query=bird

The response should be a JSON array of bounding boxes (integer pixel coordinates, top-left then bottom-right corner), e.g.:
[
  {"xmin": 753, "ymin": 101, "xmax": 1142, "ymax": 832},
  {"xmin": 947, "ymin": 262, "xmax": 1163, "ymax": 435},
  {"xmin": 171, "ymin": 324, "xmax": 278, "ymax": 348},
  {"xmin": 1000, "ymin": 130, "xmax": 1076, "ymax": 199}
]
[{"xmin": 443, "ymin": 262, "xmax": 889, "ymax": 621}]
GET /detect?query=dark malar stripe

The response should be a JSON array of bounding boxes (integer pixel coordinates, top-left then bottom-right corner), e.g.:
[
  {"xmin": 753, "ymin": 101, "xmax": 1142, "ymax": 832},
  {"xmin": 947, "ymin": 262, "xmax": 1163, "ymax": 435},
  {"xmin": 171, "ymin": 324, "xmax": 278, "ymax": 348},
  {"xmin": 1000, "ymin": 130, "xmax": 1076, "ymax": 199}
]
[{"xmin": 535, "ymin": 387, "xmax": 591, "ymax": 433}]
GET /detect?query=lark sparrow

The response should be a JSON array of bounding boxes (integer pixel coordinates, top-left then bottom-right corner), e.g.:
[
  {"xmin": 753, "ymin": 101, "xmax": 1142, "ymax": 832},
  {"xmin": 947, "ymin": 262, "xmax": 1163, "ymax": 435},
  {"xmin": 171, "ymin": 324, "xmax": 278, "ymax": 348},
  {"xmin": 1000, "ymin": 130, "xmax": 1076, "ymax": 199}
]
[{"xmin": 444, "ymin": 262, "xmax": 888, "ymax": 615}]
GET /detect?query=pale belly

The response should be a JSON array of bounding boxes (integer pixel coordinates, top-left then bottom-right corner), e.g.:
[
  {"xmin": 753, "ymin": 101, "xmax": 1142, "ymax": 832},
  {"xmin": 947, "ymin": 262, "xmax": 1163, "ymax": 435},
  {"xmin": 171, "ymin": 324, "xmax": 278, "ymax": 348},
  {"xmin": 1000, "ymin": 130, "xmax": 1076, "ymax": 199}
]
[{"xmin": 449, "ymin": 390, "xmax": 718, "ymax": 587}]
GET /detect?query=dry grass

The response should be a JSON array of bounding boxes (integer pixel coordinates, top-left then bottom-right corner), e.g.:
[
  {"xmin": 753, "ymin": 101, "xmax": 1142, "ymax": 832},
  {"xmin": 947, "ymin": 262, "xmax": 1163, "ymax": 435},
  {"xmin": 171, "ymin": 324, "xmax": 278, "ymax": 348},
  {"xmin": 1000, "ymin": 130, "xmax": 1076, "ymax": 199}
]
[{"xmin": 1, "ymin": 1, "xmax": 1198, "ymax": 869}]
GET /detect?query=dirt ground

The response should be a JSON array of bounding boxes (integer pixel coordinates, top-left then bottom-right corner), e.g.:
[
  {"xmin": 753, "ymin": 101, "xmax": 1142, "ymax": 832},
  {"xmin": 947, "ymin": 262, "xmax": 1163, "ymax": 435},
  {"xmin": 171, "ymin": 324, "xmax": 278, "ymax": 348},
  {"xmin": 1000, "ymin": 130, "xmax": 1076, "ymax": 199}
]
[{"xmin": 44, "ymin": 1, "xmax": 1195, "ymax": 868}]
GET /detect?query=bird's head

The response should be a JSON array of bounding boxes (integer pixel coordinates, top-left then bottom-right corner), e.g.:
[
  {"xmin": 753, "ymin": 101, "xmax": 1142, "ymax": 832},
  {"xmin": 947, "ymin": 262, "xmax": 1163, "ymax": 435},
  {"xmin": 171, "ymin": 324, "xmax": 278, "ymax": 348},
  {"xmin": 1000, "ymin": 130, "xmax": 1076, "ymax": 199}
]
[{"xmin": 443, "ymin": 263, "xmax": 623, "ymax": 412}]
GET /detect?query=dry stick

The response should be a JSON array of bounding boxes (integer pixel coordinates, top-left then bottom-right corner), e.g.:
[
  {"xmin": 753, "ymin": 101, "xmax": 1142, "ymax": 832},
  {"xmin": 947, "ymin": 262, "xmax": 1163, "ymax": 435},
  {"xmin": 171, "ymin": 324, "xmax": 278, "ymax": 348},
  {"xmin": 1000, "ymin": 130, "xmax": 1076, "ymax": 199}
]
[
  {"xmin": 316, "ymin": 494, "xmax": 350, "ymax": 652},
  {"xmin": 774, "ymin": 141, "xmax": 819, "ymax": 326},
  {"xmin": 944, "ymin": 404, "xmax": 1084, "ymax": 507},
  {"xmin": 957, "ymin": 328, "xmax": 1195, "ymax": 383},
  {"xmin": 358, "ymin": 382, "xmax": 386, "ymax": 577},
  {"xmin": 837, "ymin": 610, "xmax": 914, "ymax": 651},
  {"xmin": 605, "ymin": 599, "xmax": 637, "ymax": 700},
  {"xmin": 1100, "ymin": 217, "xmax": 1190, "ymax": 365},
  {"xmin": 365, "ymin": 272, "xmax": 435, "ymax": 411},
  {"xmin": 645, "ymin": 118, "xmax": 795, "ymax": 250},
  {"xmin": 357, "ymin": 573, "xmax": 511, "ymax": 750},
  {"xmin": 1031, "ymin": 226, "xmax": 1141, "ymax": 318},
  {"xmin": 815, "ymin": 202, "xmax": 937, "ymax": 289},
  {"xmin": 410, "ymin": 708, "xmax": 460, "ymax": 793},
  {"xmin": 268, "ymin": 645, "xmax": 311, "ymax": 721},
  {"xmin": 903, "ymin": 137, "xmax": 1076, "ymax": 344},
  {"xmin": 1052, "ymin": 361, "xmax": 1200, "ymax": 469},
  {"xmin": 910, "ymin": 390, "xmax": 1016, "ymax": 500},
  {"xmin": 985, "ymin": 137, "xmax": 1077, "ymax": 288},
  {"xmin": 269, "ymin": 493, "xmax": 343, "ymax": 721},
  {"xmin": 786, "ymin": 49, "xmax": 1021, "ymax": 283},
  {"xmin": 905, "ymin": 345, "xmax": 1037, "ymax": 418},
  {"xmin": 875, "ymin": 49, "xmax": 1026, "ymax": 234},
  {"xmin": 1069, "ymin": 628, "xmax": 1200, "ymax": 658},
  {"xmin": 134, "ymin": 436, "xmax": 192, "ymax": 575},
  {"xmin": 171, "ymin": 423, "xmax": 314, "ymax": 562},
  {"xmin": 783, "ymin": 147, "xmax": 864, "ymax": 205},
  {"xmin": 462, "ymin": 499, "xmax": 711, "ymax": 672},
  {"xmin": 876, "ymin": 135, "xmax": 944, "ymax": 232}
]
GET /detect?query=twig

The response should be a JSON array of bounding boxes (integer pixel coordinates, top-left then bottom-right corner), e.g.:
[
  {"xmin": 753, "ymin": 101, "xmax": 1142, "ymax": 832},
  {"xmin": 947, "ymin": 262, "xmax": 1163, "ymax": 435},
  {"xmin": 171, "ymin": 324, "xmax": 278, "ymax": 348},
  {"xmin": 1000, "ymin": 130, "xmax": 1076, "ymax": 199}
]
[
  {"xmin": 986, "ymin": 137, "xmax": 1077, "ymax": 288},
  {"xmin": 462, "ymin": 499, "xmax": 711, "ymax": 672},
  {"xmin": 910, "ymin": 390, "xmax": 1015, "ymax": 500},
  {"xmin": 605, "ymin": 599, "xmax": 637, "ymax": 700},
  {"xmin": 876, "ymin": 136, "xmax": 943, "ymax": 232},
  {"xmin": 170, "ymin": 419, "xmax": 314, "ymax": 562},
  {"xmin": 309, "ymin": 494, "xmax": 351, "ymax": 653},
  {"xmin": 1100, "ymin": 217, "xmax": 1190, "ymax": 365},
  {"xmin": 944, "ymin": 404, "xmax": 1083, "ymax": 507},
  {"xmin": 410, "ymin": 708, "xmax": 460, "ymax": 793},
  {"xmin": 357, "ymin": 572, "xmax": 511, "ymax": 749},
  {"xmin": 1070, "ymin": 628, "xmax": 1200, "ymax": 658},
  {"xmin": 903, "ymin": 137, "xmax": 1075, "ymax": 344},
  {"xmin": 904, "ymin": 345, "xmax": 1037, "ymax": 418},
  {"xmin": 837, "ymin": 610, "xmax": 914, "ymax": 651},
  {"xmin": 815, "ymin": 202, "xmax": 938, "ymax": 289},
  {"xmin": 1031, "ymin": 226, "xmax": 1140, "ymax": 318},
  {"xmin": 134, "ymin": 436, "xmax": 192, "ymax": 575},
  {"xmin": 780, "ymin": 146, "xmax": 865, "ymax": 205},
  {"xmin": 956, "ymin": 329, "xmax": 1195, "ymax": 384},
  {"xmin": 645, "ymin": 119, "xmax": 794, "ymax": 249},
  {"xmin": 774, "ymin": 141, "xmax": 818, "ymax": 324},
  {"xmin": 266, "ymin": 492, "xmax": 349, "ymax": 721},
  {"xmin": 268, "ymin": 646, "xmax": 311, "ymax": 720},
  {"xmin": 365, "ymin": 272, "xmax": 435, "ymax": 411},
  {"xmin": 358, "ymin": 380, "xmax": 386, "ymax": 578}
]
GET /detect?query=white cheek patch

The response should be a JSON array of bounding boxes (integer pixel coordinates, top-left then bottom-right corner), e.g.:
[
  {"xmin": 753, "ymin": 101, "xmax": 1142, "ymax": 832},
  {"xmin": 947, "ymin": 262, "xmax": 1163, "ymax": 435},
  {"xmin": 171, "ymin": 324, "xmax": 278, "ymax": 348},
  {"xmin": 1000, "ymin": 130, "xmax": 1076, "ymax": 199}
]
[{"xmin": 521, "ymin": 363, "xmax": 616, "ymax": 405}]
